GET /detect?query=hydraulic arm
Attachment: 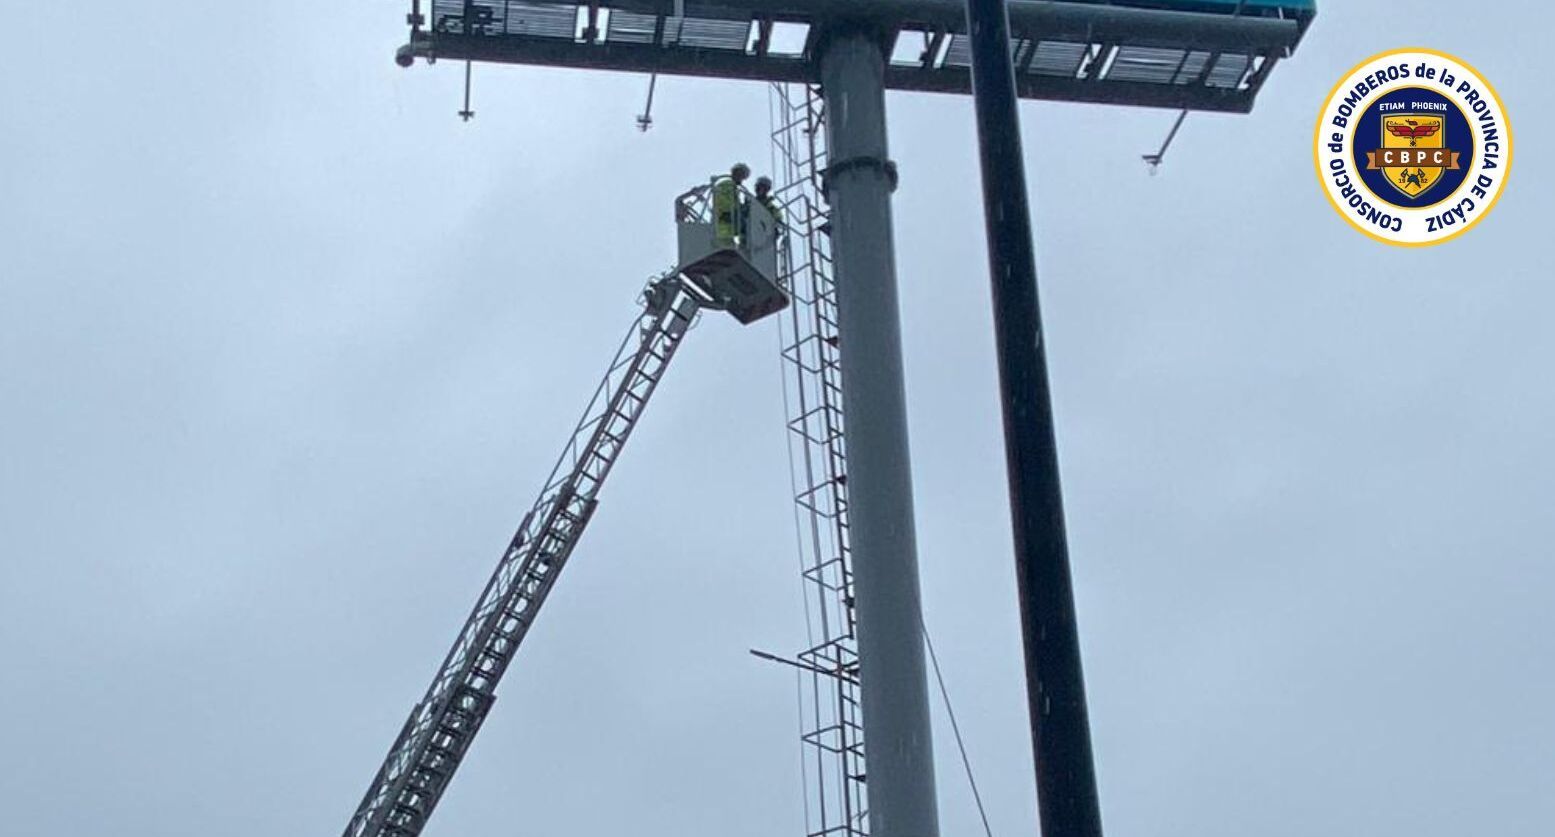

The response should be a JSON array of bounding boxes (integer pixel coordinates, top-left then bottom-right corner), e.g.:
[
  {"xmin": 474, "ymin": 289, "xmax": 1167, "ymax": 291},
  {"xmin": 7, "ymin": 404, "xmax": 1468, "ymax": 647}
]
[
  {"xmin": 342, "ymin": 179, "xmax": 786, "ymax": 837},
  {"xmin": 344, "ymin": 273, "xmax": 701, "ymax": 837}
]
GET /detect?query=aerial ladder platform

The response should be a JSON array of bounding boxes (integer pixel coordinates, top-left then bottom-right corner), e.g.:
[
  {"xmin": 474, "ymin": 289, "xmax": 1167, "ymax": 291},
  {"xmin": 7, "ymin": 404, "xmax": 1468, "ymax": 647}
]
[{"xmin": 343, "ymin": 182, "xmax": 786, "ymax": 837}]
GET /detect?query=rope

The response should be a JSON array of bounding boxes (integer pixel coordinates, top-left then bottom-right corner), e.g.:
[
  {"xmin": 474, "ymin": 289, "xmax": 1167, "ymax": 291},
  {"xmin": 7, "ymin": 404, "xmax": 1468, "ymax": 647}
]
[
  {"xmin": 923, "ymin": 621, "xmax": 995, "ymax": 837},
  {"xmin": 771, "ymin": 80, "xmax": 826, "ymax": 837}
]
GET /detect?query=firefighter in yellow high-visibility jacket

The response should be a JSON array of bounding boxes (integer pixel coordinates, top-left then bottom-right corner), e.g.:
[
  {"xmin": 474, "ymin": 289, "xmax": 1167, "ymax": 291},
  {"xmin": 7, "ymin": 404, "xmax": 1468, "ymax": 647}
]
[{"xmin": 713, "ymin": 163, "xmax": 751, "ymax": 248}]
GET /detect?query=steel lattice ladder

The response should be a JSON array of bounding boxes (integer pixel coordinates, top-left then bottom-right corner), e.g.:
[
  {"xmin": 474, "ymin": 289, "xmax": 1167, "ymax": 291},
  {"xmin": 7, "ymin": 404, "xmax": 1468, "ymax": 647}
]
[
  {"xmin": 344, "ymin": 274, "xmax": 701, "ymax": 837},
  {"xmin": 772, "ymin": 82, "xmax": 869, "ymax": 837}
]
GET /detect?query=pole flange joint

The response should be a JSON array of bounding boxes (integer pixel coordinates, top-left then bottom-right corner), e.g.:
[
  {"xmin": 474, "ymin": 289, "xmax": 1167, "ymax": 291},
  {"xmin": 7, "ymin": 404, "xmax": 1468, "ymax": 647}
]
[{"xmin": 823, "ymin": 155, "xmax": 899, "ymax": 195}]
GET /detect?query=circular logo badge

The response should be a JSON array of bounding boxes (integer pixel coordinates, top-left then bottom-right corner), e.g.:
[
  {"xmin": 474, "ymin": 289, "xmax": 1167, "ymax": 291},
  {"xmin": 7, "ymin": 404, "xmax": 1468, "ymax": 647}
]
[{"xmin": 1315, "ymin": 49, "xmax": 1512, "ymax": 246}]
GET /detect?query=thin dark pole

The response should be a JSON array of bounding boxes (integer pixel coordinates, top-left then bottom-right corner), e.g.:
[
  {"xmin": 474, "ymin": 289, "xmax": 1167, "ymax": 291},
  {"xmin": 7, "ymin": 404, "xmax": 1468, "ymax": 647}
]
[{"xmin": 962, "ymin": 2, "xmax": 1104, "ymax": 836}]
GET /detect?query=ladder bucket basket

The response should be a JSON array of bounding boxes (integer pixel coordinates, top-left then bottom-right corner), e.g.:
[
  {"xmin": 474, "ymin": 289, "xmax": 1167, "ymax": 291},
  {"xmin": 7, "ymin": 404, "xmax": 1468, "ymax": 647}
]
[{"xmin": 675, "ymin": 182, "xmax": 789, "ymax": 325}]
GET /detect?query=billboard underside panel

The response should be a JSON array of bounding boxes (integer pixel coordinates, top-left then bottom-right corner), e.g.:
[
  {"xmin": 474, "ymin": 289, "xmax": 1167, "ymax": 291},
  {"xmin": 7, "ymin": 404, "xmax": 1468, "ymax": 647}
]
[{"xmin": 406, "ymin": 0, "xmax": 1315, "ymax": 112}]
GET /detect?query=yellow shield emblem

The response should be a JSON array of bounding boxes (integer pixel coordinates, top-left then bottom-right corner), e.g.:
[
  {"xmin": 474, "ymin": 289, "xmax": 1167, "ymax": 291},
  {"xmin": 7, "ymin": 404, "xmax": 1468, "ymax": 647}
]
[{"xmin": 1380, "ymin": 114, "xmax": 1447, "ymax": 199}]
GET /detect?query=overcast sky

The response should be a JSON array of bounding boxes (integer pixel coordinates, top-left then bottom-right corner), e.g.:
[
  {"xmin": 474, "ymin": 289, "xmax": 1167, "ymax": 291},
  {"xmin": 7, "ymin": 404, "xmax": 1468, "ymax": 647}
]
[{"xmin": 1, "ymin": 2, "xmax": 1550, "ymax": 836}]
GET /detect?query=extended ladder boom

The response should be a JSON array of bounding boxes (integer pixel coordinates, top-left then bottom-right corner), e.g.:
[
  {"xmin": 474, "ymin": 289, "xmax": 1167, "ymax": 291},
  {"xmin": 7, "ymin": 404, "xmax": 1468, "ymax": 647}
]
[{"xmin": 345, "ymin": 274, "xmax": 701, "ymax": 837}]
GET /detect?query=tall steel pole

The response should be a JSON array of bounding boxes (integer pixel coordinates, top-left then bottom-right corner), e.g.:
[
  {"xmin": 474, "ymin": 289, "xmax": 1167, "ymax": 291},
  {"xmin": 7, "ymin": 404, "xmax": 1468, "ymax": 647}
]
[
  {"xmin": 818, "ymin": 25, "xmax": 942, "ymax": 837},
  {"xmin": 962, "ymin": 1, "xmax": 1104, "ymax": 835}
]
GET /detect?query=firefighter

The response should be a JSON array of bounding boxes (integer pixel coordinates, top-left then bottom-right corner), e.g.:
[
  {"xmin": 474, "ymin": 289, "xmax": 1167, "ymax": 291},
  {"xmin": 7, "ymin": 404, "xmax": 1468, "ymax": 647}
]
[
  {"xmin": 713, "ymin": 163, "xmax": 751, "ymax": 248},
  {"xmin": 753, "ymin": 176, "xmax": 783, "ymax": 228}
]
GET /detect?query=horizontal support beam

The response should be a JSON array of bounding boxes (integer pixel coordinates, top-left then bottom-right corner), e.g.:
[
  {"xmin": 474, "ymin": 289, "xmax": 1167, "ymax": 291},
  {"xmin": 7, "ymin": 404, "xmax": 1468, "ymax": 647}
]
[
  {"xmin": 603, "ymin": 0, "xmax": 1304, "ymax": 51},
  {"xmin": 415, "ymin": 34, "xmax": 1255, "ymax": 112},
  {"xmin": 406, "ymin": 0, "xmax": 1308, "ymax": 111},
  {"xmin": 887, "ymin": 65, "xmax": 1255, "ymax": 112},
  {"xmin": 428, "ymin": 33, "xmax": 813, "ymax": 83}
]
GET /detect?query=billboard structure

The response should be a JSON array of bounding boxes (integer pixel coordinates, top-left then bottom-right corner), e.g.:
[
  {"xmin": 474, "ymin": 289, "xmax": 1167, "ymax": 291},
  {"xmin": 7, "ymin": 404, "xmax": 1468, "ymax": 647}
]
[
  {"xmin": 399, "ymin": 0, "xmax": 1314, "ymax": 112},
  {"xmin": 356, "ymin": 3, "xmax": 1317, "ymax": 837}
]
